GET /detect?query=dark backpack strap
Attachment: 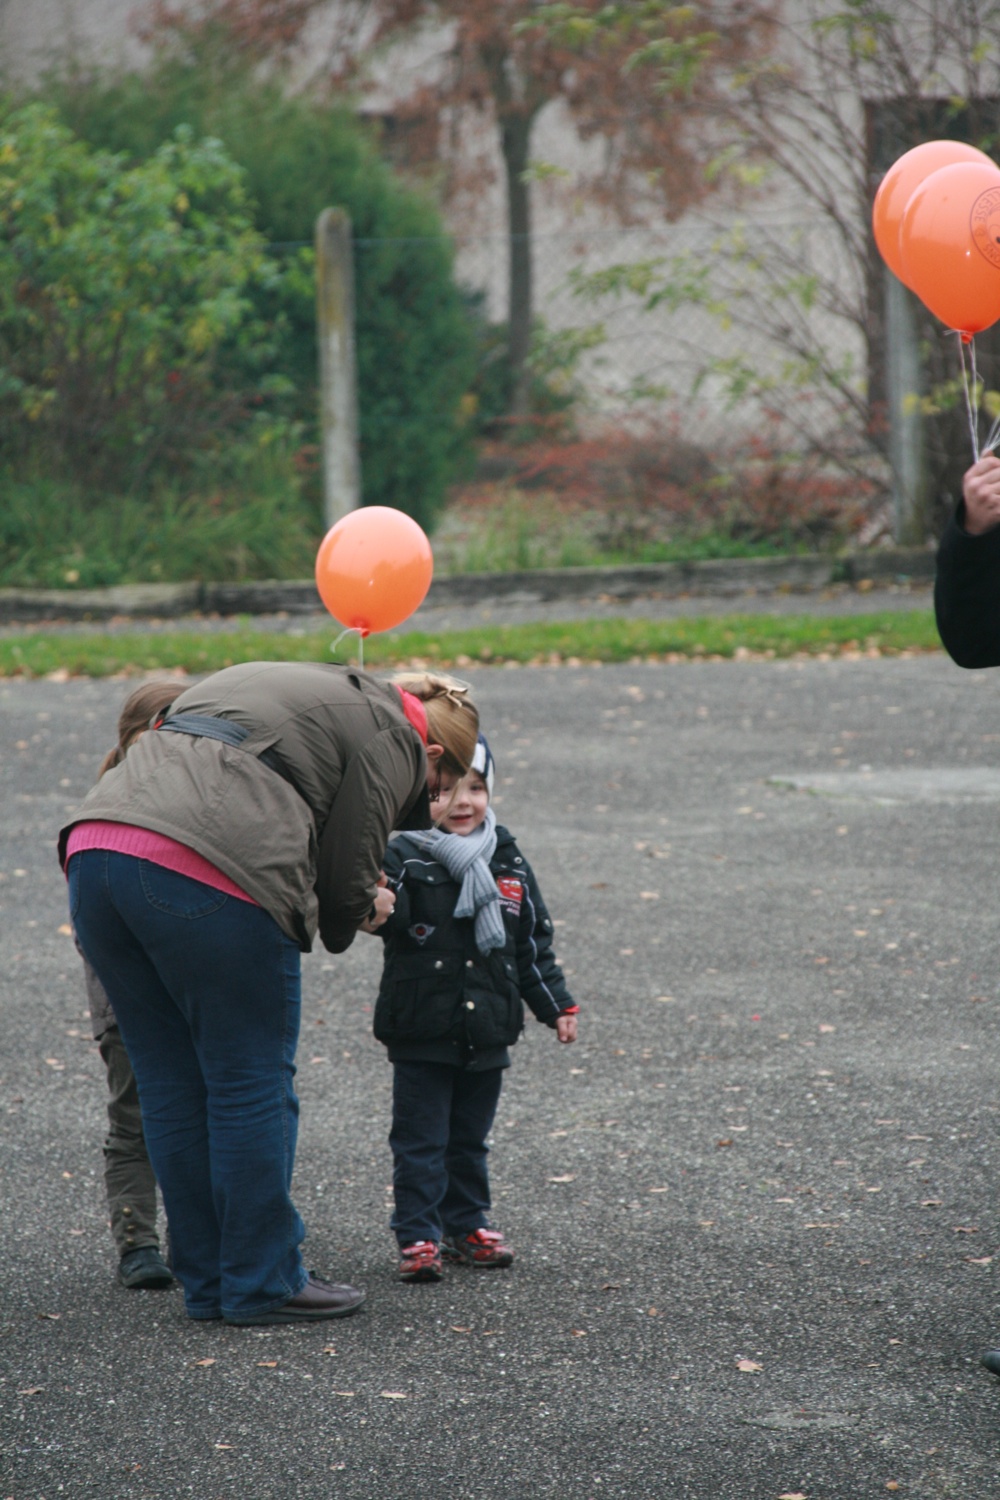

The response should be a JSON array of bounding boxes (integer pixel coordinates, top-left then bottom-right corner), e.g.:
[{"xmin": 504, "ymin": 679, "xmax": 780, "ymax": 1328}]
[
  {"xmin": 158, "ymin": 712, "xmax": 252, "ymax": 751},
  {"xmin": 157, "ymin": 713, "xmax": 307, "ymax": 806}
]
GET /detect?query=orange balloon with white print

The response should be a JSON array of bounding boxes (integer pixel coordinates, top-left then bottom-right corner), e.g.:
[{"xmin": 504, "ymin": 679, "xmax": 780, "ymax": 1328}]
[
  {"xmin": 315, "ymin": 506, "xmax": 433, "ymax": 635},
  {"xmin": 872, "ymin": 139, "xmax": 996, "ymax": 287},
  {"xmin": 898, "ymin": 159, "xmax": 1000, "ymax": 338}
]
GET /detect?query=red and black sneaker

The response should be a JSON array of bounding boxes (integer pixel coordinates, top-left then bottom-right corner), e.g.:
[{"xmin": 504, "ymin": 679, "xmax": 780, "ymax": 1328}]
[
  {"xmin": 398, "ymin": 1241, "xmax": 443, "ymax": 1282},
  {"xmin": 441, "ymin": 1228, "xmax": 514, "ymax": 1268}
]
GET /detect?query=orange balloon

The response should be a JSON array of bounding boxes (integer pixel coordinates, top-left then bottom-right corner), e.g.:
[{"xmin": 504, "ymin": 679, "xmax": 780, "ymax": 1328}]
[
  {"xmin": 873, "ymin": 139, "xmax": 996, "ymax": 286},
  {"xmin": 315, "ymin": 506, "xmax": 433, "ymax": 635},
  {"xmin": 899, "ymin": 160, "xmax": 1000, "ymax": 337}
]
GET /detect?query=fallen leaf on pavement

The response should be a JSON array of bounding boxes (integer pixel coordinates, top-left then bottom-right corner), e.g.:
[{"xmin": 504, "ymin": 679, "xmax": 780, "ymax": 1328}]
[
  {"xmin": 736, "ymin": 1359, "xmax": 763, "ymax": 1373},
  {"xmin": 193, "ymin": 1358, "xmax": 216, "ymax": 1367}
]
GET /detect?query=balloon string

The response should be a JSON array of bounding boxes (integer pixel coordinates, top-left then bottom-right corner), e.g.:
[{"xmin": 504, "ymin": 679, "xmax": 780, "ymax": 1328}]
[
  {"xmin": 958, "ymin": 333, "xmax": 980, "ymax": 463},
  {"xmin": 331, "ymin": 626, "xmax": 365, "ymax": 667}
]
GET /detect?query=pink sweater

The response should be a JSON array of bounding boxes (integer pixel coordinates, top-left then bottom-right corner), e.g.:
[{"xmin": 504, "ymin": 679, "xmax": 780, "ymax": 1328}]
[{"xmin": 65, "ymin": 821, "xmax": 258, "ymax": 904}]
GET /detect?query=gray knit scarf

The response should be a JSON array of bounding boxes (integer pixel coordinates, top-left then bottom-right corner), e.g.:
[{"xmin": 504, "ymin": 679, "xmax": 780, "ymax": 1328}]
[{"xmin": 414, "ymin": 805, "xmax": 505, "ymax": 953}]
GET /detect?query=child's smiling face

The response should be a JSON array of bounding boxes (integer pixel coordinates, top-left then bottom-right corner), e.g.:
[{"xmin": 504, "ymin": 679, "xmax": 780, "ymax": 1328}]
[{"xmin": 437, "ymin": 771, "xmax": 490, "ymax": 836}]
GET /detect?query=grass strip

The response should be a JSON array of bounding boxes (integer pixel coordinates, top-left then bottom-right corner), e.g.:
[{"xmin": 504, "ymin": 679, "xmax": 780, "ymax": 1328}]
[{"xmin": 0, "ymin": 611, "xmax": 942, "ymax": 679}]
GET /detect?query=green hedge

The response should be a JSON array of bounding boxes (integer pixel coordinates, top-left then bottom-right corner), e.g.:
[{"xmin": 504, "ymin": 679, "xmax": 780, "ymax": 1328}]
[{"xmin": 31, "ymin": 57, "xmax": 478, "ymax": 530}]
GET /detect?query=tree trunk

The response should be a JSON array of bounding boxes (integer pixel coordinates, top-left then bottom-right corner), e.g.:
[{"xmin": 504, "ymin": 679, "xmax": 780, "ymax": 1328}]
[{"xmin": 501, "ymin": 109, "xmax": 534, "ymax": 416}]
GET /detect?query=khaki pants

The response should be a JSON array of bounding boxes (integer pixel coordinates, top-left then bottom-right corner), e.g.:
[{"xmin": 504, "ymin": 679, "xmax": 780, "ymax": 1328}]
[{"xmin": 99, "ymin": 1026, "xmax": 162, "ymax": 1258}]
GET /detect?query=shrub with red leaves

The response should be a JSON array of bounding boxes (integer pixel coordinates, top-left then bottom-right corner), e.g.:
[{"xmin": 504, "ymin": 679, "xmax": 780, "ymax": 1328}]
[{"xmin": 460, "ymin": 417, "xmax": 874, "ymax": 550}]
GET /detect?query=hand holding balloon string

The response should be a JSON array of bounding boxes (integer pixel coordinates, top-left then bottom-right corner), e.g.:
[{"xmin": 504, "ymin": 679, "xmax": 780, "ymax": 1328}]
[{"xmin": 962, "ymin": 449, "xmax": 1000, "ymax": 535}]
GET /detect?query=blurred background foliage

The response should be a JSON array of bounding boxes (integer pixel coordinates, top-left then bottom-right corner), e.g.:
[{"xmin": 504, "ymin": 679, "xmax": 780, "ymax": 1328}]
[{"xmin": 0, "ymin": 49, "xmax": 481, "ymax": 585}]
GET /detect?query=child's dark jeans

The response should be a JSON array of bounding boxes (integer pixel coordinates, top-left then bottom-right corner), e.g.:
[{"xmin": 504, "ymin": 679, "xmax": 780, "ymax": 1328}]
[{"xmin": 389, "ymin": 1060, "xmax": 504, "ymax": 1247}]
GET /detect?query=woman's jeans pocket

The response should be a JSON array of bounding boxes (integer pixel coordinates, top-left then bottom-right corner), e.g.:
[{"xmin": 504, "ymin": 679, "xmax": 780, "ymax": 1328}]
[{"xmin": 137, "ymin": 860, "xmax": 230, "ymax": 919}]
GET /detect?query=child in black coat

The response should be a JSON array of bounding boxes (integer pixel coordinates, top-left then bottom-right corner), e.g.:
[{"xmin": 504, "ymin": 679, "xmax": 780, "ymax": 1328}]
[{"xmin": 374, "ymin": 734, "xmax": 578, "ymax": 1281}]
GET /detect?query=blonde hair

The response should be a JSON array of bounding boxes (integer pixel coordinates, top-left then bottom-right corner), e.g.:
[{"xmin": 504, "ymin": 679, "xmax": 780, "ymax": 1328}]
[
  {"xmin": 390, "ymin": 671, "xmax": 479, "ymax": 778},
  {"xmin": 97, "ymin": 680, "xmax": 180, "ymax": 779}
]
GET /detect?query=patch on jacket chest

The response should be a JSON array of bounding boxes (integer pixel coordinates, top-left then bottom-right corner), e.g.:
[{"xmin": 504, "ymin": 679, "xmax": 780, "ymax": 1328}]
[
  {"xmin": 408, "ymin": 922, "xmax": 436, "ymax": 944},
  {"xmin": 496, "ymin": 876, "xmax": 523, "ymax": 914}
]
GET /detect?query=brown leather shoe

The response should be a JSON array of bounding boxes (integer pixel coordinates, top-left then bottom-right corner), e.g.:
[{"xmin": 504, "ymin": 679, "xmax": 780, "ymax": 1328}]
[{"xmin": 224, "ymin": 1273, "xmax": 366, "ymax": 1325}]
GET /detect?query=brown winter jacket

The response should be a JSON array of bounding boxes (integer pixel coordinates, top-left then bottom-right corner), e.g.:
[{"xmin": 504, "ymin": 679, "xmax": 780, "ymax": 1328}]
[{"xmin": 58, "ymin": 662, "xmax": 431, "ymax": 953}]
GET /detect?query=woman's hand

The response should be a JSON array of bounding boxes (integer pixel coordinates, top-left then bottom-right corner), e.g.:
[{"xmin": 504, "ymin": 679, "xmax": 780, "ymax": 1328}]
[
  {"xmin": 359, "ymin": 878, "xmax": 395, "ymax": 933},
  {"xmin": 963, "ymin": 451, "xmax": 1000, "ymax": 535}
]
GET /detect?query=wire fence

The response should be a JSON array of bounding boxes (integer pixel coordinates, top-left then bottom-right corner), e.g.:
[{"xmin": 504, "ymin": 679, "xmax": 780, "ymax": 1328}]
[{"xmin": 434, "ymin": 219, "xmax": 872, "ymax": 458}]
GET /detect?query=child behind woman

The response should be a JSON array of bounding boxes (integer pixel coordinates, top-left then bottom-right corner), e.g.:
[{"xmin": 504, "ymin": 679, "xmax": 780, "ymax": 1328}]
[
  {"xmin": 80, "ymin": 681, "xmax": 181, "ymax": 1290},
  {"xmin": 373, "ymin": 734, "xmax": 578, "ymax": 1281}
]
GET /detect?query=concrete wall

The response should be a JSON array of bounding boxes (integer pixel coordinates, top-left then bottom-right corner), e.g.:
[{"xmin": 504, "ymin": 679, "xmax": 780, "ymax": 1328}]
[{"xmin": 0, "ymin": 0, "xmax": 147, "ymax": 78}]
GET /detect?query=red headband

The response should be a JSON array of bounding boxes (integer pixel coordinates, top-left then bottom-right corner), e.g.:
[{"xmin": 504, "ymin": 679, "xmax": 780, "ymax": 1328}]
[{"xmin": 397, "ymin": 688, "xmax": 428, "ymax": 744}]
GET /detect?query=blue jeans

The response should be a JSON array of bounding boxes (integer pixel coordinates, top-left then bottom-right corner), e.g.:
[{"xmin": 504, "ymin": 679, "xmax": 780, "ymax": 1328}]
[
  {"xmin": 389, "ymin": 1061, "xmax": 504, "ymax": 1247},
  {"xmin": 69, "ymin": 850, "xmax": 307, "ymax": 1321}
]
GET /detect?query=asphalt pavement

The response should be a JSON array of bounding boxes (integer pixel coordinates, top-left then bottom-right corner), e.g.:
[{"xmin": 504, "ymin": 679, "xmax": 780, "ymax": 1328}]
[{"xmin": 5, "ymin": 631, "xmax": 1000, "ymax": 1499}]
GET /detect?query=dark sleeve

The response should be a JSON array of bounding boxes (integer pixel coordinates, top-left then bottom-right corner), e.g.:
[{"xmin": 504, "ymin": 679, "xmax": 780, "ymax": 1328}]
[
  {"xmin": 315, "ymin": 727, "xmax": 426, "ymax": 954},
  {"xmin": 935, "ymin": 505, "xmax": 1000, "ymax": 668},
  {"xmin": 514, "ymin": 857, "xmax": 575, "ymax": 1024}
]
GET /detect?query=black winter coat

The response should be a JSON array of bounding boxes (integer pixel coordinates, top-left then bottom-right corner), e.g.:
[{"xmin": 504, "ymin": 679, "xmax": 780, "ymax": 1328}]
[
  {"xmin": 935, "ymin": 505, "xmax": 1000, "ymax": 668},
  {"xmin": 374, "ymin": 824, "xmax": 575, "ymax": 1070}
]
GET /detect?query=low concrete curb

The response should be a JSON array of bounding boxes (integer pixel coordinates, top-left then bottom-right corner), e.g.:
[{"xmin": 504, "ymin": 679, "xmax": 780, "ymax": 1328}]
[{"xmin": 0, "ymin": 547, "xmax": 935, "ymax": 624}]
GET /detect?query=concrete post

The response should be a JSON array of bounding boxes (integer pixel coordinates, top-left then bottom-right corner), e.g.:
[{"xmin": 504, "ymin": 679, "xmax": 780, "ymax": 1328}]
[
  {"xmin": 315, "ymin": 208, "xmax": 360, "ymax": 527},
  {"xmin": 885, "ymin": 270, "xmax": 928, "ymax": 544}
]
